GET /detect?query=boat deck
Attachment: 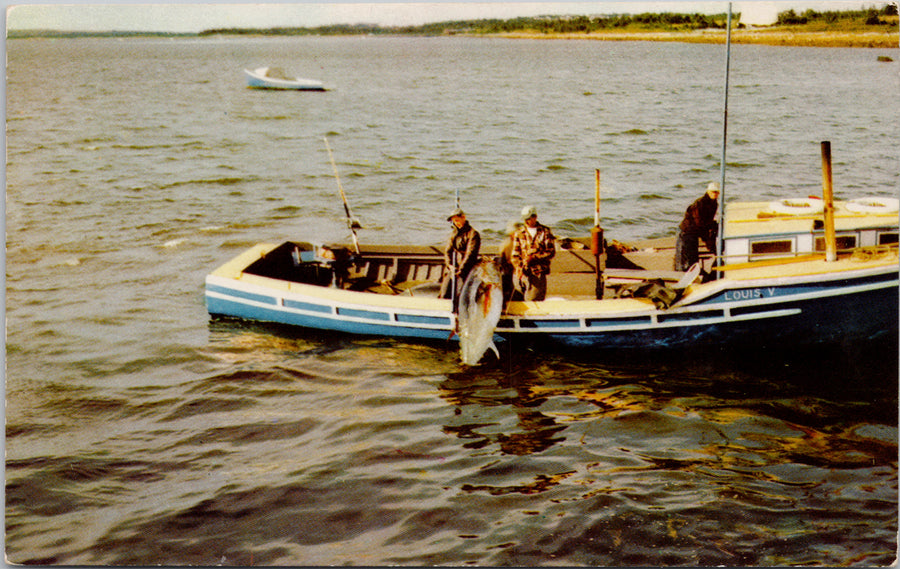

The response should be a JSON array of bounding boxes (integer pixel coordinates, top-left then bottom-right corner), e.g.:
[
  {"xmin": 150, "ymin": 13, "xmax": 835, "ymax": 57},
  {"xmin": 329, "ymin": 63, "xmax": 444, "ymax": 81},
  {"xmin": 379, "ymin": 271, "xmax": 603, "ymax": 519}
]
[
  {"xmin": 206, "ymin": 237, "xmax": 898, "ymax": 347},
  {"xmin": 215, "ymin": 239, "xmax": 718, "ymax": 303}
]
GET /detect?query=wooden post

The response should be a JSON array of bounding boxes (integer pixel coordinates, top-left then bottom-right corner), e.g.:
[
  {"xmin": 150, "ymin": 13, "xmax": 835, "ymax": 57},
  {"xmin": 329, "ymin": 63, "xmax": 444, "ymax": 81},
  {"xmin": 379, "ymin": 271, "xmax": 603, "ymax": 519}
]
[
  {"xmin": 591, "ymin": 169, "xmax": 604, "ymax": 299},
  {"xmin": 821, "ymin": 141, "xmax": 837, "ymax": 262}
]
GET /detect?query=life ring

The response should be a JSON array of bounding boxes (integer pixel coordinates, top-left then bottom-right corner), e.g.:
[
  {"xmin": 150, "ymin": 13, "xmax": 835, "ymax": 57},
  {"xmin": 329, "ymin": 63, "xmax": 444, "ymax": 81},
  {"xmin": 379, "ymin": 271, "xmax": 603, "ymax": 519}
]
[
  {"xmin": 846, "ymin": 197, "xmax": 900, "ymax": 214},
  {"xmin": 767, "ymin": 198, "xmax": 824, "ymax": 216}
]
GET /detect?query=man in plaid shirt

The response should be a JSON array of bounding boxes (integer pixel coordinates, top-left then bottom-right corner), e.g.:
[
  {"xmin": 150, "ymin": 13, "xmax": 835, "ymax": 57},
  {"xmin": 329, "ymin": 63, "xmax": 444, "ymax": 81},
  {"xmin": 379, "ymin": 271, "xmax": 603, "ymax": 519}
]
[{"xmin": 511, "ymin": 205, "xmax": 556, "ymax": 301}]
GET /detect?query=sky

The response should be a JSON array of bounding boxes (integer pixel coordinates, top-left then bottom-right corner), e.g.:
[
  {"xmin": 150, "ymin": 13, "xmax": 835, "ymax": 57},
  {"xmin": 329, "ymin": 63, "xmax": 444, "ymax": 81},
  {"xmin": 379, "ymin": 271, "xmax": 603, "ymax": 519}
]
[{"xmin": 4, "ymin": 0, "xmax": 890, "ymax": 33}]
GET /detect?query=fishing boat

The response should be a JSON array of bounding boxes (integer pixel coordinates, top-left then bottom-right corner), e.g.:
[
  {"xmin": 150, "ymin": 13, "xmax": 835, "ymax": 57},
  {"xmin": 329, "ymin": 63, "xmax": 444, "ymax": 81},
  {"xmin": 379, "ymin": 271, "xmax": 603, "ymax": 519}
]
[
  {"xmin": 212, "ymin": 7, "xmax": 898, "ymax": 361},
  {"xmin": 244, "ymin": 67, "xmax": 326, "ymax": 91},
  {"xmin": 205, "ymin": 191, "xmax": 899, "ymax": 356}
]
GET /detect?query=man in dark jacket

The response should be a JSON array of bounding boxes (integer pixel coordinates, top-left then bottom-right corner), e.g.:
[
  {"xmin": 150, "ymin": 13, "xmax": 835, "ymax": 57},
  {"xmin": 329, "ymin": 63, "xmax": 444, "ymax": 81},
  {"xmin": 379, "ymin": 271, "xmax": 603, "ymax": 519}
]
[
  {"xmin": 440, "ymin": 208, "xmax": 481, "ymax": 304},
  {"xmin": 674, "ymin": 182, "xmax": 720, "ymax": 271}
]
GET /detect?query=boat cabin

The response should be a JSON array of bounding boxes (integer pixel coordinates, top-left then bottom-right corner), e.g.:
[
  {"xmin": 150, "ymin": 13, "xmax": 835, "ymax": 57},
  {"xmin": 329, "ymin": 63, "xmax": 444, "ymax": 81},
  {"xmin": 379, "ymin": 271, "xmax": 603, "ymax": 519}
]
[
  {"xmin": 234, "ymin": 198, "xmax": 898, "ymax": 304},
  {"xmin": 723, "ymin": 199, "xmax": 899, "ymax": 264}
]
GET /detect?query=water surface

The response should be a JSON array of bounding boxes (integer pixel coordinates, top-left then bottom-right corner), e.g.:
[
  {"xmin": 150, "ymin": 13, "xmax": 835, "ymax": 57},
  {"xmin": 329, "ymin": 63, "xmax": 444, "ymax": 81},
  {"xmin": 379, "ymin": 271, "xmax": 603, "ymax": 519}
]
[{"xmin": 6, "ymin": 36, "xmax": 898, "ymax": 565}]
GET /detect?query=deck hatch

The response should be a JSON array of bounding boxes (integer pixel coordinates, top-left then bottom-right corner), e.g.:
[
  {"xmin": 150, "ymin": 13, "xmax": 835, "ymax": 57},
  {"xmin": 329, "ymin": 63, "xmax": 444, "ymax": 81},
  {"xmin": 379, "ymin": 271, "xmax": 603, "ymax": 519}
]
[
  {"xmin": 396, "ymin": 314, "xmax": 452, "ymax": 326},
  {"xmin": 586, "ymin": 316, "xmax": 653, "ymax": 327},
  {"xmin": 336, "ymin": 307, "xmax": 392, "ymax": 321},
  {"xmin": 657, "ymin": 310, "xmax": 724, "ymax": 323},
  {"xmin": 519, "ymin": 319, "xmax": 581, "ymax": 329},
  {"xmin": 730, "ymin": 302, "xmax": 798, "ymax": 317},
  {"xmin": 284, "ymin": 299, "xmax": 332, "ymax": 314}
]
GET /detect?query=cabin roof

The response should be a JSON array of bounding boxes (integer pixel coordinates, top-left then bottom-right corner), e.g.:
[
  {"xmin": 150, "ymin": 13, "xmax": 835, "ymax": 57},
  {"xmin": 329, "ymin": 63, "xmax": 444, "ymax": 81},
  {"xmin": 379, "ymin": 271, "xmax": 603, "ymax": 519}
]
[{"xmin": 724, "ymin": 200, "xmax": 898, "ymax": 239}]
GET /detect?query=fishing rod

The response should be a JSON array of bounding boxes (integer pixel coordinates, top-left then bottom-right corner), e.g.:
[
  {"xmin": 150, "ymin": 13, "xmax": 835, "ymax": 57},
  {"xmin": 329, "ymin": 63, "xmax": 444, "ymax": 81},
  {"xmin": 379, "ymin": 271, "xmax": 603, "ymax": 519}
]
[
  {"xmin": 592, "ymin": 169, "xmax": 604, "ymax": 299},
  {"xmin": 449, "ymin": 188, "xmax": 461, "ymax": 335},
  {"xmin": 323, "ymin": 136, "xmax": 361, "ymax": 255},
  {"xmin": 714, "ymin": 2, "xmax": 733, "ymax": 279}
]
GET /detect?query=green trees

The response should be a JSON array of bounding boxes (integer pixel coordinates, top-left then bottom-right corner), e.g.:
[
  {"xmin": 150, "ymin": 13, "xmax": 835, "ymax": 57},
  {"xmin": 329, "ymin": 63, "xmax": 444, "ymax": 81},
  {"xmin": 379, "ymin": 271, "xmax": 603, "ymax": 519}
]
[
  {"xmin": 776, "ymin": 5, "xmax": 898, "ymax": 27},
  {"xmin": 192, "ymin": 4, "xmax": 896, "ymax": 37}
]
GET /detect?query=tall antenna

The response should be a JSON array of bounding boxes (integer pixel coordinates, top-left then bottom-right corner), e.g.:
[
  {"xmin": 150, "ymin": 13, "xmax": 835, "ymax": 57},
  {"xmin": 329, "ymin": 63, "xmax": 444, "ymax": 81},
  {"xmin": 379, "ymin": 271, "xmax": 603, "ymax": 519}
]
[{"xmin": 714, "ymin": 3, "xmax": 733, "ymax": 277}]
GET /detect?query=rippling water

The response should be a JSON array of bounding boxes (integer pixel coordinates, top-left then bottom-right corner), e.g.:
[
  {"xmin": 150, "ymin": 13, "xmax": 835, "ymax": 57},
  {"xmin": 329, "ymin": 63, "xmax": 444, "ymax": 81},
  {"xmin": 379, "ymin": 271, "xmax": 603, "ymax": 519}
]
[{"xmin": 6, "ymin": 36, "xmax": 898, "ymax": 565}]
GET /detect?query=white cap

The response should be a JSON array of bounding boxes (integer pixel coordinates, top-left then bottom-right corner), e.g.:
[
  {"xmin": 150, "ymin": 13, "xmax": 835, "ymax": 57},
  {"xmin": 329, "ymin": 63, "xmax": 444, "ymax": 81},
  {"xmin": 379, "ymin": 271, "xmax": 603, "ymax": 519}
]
[
  {"xmin": 521, "ymin": 205, "xmax": 537, "ymax": 220},
  {"xmin": 707, "ymin": 182, "xmax": 721, "ymax": 193}
]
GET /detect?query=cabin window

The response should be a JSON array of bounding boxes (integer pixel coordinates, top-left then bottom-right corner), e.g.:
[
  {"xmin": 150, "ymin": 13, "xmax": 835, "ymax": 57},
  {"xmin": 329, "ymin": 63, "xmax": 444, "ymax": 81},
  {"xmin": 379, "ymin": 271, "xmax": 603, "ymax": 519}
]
[
  {"xmin": 750, "ymin": 239, "xmax": 793, "ymax": 258},
  {"xmin": 878, "ymin": 231, "xmax": 899, "ymax": 245},
  {"xmin": 815, "ymin": 235, "xmax": 857, "ymax": 251}
]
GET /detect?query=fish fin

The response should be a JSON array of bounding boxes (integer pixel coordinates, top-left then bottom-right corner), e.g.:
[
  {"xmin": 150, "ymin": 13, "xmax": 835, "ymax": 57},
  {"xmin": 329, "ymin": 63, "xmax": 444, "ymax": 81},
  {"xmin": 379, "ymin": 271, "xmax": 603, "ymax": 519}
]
[
  {"xmin": 488, "ymin": 341, "xmax": 499, "ymax": 359},
  {"xmin": 479, "ymin": 284, "xmax": 496, "ymax": 317}
]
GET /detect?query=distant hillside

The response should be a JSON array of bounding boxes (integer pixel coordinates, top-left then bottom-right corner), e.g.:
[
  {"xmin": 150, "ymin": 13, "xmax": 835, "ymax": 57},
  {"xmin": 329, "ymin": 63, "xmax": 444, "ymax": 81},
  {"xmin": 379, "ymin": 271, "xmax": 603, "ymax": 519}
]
[
  {"xmin": 9, "ymin": 4, "xmax": 898, "ymax": 48},
  {"xmin": 197, "ymin": 5, "xmax": 898, "ymax": 37},
  {"xmin": 7, "ymin": 29, "xmax": 194, "ymax": 39}
]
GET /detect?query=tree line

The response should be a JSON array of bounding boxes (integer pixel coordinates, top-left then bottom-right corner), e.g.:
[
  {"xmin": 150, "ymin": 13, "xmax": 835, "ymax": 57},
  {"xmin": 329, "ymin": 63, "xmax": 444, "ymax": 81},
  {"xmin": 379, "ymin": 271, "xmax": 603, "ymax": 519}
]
[
  {"xmin": 10, "ymin": 5, "xmax": 897, "ymax": 39},
  {"xmin": 200, "ymin": 12, "xmax": 735, "ymax": 37},
  {"xmin": 776, "ymin": 4, "xmax": 898, "ymax": 25},
  {"xmin": 198, "ymin": 5, "xmax": 898, "ymax": 36}
]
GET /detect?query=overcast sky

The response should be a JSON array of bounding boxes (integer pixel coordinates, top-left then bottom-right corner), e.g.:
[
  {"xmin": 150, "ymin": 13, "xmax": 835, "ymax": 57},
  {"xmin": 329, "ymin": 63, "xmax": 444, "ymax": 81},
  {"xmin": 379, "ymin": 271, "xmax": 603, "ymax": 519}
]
[{"xmin": 5, "ymin": 1, "xmax": 887, "ymax": 33}]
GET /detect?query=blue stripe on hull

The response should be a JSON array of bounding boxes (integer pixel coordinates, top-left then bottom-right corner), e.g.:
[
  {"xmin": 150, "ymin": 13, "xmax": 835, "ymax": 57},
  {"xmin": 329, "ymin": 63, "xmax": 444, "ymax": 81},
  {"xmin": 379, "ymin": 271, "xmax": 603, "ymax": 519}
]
[
  {"xmin": 206, "ymin": 275, "xmax": 897, "ymax": 350},
  {"xmin": 206, "ymin": 295, "xmax": 453, "ymax": 341},
  {"xmin": 544, "ymin": 285, "xmax": 898, "ymax": 350},
  {"xmin": 207, "ymin": 284, "xmax": 277, "ymax": 305}
]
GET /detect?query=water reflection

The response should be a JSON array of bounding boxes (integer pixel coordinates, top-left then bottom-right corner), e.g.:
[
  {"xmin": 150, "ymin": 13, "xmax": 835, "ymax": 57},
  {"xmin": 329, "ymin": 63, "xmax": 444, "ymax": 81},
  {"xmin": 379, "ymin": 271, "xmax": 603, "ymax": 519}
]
[
  {"xmin": 192, "ymin": 319, "xmax": 899, "ymax": 565},
  {"xmin": 440, "ymin": 370, "xmax": 567, "ymax": 456},
  {"xmin": 438, "ymin": 339, "xmax": 898, "ymax": 488},
  {"xmin": 209, "ymin": 318, "xmax": 898, "ymax": 467}
]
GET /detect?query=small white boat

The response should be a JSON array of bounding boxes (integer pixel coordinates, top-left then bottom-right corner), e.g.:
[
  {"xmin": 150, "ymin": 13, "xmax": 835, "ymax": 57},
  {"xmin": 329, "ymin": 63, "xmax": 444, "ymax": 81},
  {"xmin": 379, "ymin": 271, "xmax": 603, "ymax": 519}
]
[{"xmin": 244, "ymin": 67, "xmax": 325, "ymax": 91}]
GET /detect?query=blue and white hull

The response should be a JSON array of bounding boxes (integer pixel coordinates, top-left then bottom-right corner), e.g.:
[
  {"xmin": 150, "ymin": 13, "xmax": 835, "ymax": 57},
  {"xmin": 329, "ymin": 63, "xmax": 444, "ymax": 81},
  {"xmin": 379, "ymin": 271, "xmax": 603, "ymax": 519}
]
[
  {"xmin": 533, "ymin": 268, "xmax": 898, "ymax": 350},
  {"xmin": 205, "ymin": 242, "xmax": 898, "ymax": 351}
]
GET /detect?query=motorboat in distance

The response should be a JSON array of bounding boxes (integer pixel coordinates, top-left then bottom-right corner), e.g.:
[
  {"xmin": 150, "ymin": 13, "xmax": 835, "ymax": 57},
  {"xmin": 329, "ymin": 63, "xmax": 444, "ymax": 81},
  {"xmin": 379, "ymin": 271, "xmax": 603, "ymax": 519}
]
[{"xmin": 244, "ymin": 67, "xmax": 326, "ymax": 91}]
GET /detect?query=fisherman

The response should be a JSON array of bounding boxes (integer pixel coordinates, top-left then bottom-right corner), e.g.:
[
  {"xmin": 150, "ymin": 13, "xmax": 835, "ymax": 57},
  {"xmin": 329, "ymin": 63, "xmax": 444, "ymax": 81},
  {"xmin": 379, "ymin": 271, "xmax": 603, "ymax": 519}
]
[
  {"xmin": 511, "ymin": 205, "xmax": 556, "ymax": 301},
  {"xmin": 440, "ymin": 208, "xmax": 481, "ymax": 307},
  {"xmin": 674, "ymin": 182, "xmax": 720, "ymax": 272},
  {"xmin": 314, "ymin": 244, "xmax": 351, "ymax": 288},
  {"xmin": 498, "ymin": 221, "xmax": 523, "ymax": 302}
]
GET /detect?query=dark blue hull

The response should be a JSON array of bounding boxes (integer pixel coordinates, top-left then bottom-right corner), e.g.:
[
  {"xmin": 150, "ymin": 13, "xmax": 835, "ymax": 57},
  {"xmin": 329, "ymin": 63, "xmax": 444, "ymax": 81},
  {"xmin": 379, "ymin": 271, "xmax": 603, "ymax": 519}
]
[
  {"xmin": 208, "ymin": 281, "xmax": 898, "ymax": 351},
  {"xmin": 207, "ymin": 242, "xmax": 899, "ymax": 354},
  {"xmin": 542, "ymin": 284, "xmax": 898, "ymax": 350}
]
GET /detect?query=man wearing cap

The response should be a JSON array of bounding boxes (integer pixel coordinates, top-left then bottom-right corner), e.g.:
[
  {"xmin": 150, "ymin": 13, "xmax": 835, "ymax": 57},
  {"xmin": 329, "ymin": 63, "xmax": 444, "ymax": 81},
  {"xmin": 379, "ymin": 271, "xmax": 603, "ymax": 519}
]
[
  {"xmin": 511, "ymin": 205, "xmax": 556, "ymax": 301},
  {"xmin": 674, "ymin": 182, "xmax": 720, "ymax": 271},
  {"xmin": 440, "ymin": 208, "xmax": 481, "ymax": 304},
  {"xmin": 498, "ymin": 220, "xmax": 524, "ymax": 303}
]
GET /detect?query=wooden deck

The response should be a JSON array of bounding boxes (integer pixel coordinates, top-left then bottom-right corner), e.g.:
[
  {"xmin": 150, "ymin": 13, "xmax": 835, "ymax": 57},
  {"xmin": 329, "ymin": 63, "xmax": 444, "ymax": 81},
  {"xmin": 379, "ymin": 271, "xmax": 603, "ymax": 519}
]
[{"xmin": 234, "ymin": 239, "xmax": 715, "ymax": 301}]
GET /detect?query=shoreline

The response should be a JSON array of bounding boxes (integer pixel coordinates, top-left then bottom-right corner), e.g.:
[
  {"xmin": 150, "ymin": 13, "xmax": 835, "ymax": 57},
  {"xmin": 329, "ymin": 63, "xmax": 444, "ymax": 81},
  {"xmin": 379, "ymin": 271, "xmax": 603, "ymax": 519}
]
[
  {"xmin": 489, "ymin": 29, "xmax": 899, "ymax": 48},
  {"xmin": 9, "ymin": 29, "xmax": 898, "ymax": 49}
]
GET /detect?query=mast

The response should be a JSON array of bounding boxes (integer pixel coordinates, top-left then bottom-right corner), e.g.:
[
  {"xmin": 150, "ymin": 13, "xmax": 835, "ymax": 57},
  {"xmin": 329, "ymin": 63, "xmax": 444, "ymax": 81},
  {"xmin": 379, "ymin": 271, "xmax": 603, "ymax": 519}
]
[{"xmin": 715, "ymin": 3, "xmax": 733, "ymax": 277}]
